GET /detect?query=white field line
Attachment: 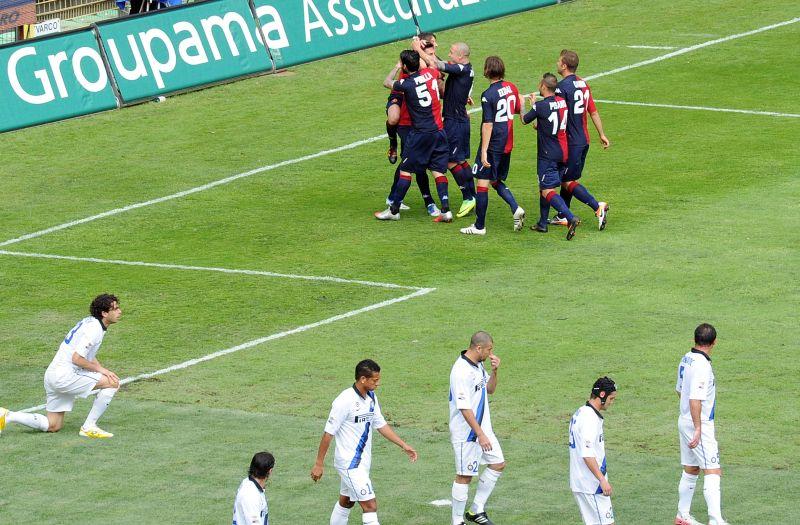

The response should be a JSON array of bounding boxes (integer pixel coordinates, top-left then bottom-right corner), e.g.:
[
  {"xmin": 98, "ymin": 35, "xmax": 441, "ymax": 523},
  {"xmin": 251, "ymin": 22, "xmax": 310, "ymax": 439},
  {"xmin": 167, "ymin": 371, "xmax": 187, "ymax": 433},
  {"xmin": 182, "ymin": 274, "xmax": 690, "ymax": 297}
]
[
  {"xmin": 0, "ymin": 250, "xmax": 424, "ymax": 291},
  {"xmin": 596, "ymin": 99, "xmax": 800, "ymax": 118},
  {"xmin": 430, "ymin": 499, "xmax": 452, "ymax": 507},
  {"xmin": 20, "ymin": 286, "xmax": 435, "ymax": 413},
  {"xmin": 625, "ymin": 45, "xmax": 676, "ymax": 50},
  {"xmin": 1, "ymin": 16, "xmax": 797, "ymax": 249}
]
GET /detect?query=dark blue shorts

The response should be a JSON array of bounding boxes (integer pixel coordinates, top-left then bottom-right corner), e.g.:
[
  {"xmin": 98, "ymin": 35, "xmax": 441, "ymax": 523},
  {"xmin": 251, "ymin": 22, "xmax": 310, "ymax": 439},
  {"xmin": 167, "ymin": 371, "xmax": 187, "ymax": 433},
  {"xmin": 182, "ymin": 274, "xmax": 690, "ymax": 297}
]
[
  {"xmin": 444, "ymin": 119, "xmax": 470, "ymax": 163},
  {"xmin": 400, "ymin": 129, "xmax": 449, "ymax": 174},
  {"xmin": 561, "ymin": 144, "xmax": 589, "ymax": 182},
  {"xmin": 538, "ymin": 158, "xmax": 564, "ymax": 189},
  {"xmin": 473, "ymin": 150, "xmax": 511, "ymax": 181},
  {"xmin": 397, "ymin": 125, "xmax": 411, "ymax": 155},
  {"xmin": 386, "ymin": 92, "xmax": 404, "ymax": 112}
]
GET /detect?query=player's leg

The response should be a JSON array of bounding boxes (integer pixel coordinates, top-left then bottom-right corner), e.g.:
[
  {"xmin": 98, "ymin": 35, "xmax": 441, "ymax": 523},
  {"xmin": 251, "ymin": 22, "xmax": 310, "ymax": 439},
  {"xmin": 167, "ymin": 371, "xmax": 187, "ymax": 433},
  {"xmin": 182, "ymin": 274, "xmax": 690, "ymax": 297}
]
[
  {"xmin": 344, "ymin": 467, "xmax": 379, "ymax": 524},
  {"xmin": 460, "ymin": 176, "xmax": 489, "ymax": 235},
  {"xmin": 81, "ymin": 374, "xmax": 119, "ymax": 436},
  {"xmin": 676, "ymin": 418, "xmax": 704, "ymax": 525},
  {"xmin": 0, "ymin": 406, "xmax": 50, "ymax": 433},
  {"xmin": 385, "ymin": 96, "xmax": 402, "ymax": 164},
  {"xmin": 699, "ymin": 426, "xmax": 726, "ymax": 525},
  {"xmin": 377, "ymin": 132, "xmax": 424, "ymax": 219},
  {"xmin": 431, "ymin": 131, "xmax": 452, "ymax": 220},
  {"xmin": 452, "ymin": 441, "xmax": 480, "ymax": 525},
  {"xmin": 465, "ymin": 435, "xmax": 505, "ymax": 524},
  {"xmin": 573, "ymin": 492, "xmax": 615, "ymax": 525},
  {"xmin": 414, "ymin": 171, "xmax": 437, "ymax": 214},
  {"xmin": 539, "ymin": 160, "xmax": 580, "ymax": 239},
  {"xmin": 488, "ymin": 154, "xmax": 524, "ymax": 231},
  {"xmin": 357, "ymin": 499, "xmax": 379, "ymax": 525}
]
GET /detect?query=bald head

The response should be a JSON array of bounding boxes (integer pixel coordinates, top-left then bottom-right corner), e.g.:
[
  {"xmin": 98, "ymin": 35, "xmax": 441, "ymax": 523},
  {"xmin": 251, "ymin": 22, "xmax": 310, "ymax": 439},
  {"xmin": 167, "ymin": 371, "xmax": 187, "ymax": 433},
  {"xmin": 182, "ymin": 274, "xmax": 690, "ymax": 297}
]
[
  {"xmin": 449, "ymin": 42, "xmax": 471, "ymax": 64},
  {"xmin": 469, "ymin": 331, "xmax": 493, "ymax": 348}
]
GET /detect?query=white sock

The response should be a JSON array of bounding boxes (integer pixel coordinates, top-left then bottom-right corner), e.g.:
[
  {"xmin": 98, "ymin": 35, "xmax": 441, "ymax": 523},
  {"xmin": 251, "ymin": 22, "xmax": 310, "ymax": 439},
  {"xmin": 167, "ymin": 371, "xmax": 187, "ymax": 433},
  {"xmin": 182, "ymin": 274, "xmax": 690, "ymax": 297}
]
[
  {"xmin": 677, "ymin": 471, "xmax": 698, "ymax": 516},
  {"xmin": 7, "ymin": 411, "xmax": 49, "ymax": 432},
  {"xmin": 330, "ymin": 502, "xmax": 351, "ymax": 525},
  {"xmin": 452, "ymin": 481, "xmax": 469, "ymax": 525},
  {"xmin": 470, "ymin": 468, "xmax": 502, "ymax": 514},
  {"xmin": 83, "ymin": 388, "xmax": 117, "ymax": 429},
  {"xmin": 362, "ymin": 511, "xmax": 379, "ymax": 525},
  {"xmin": 703, "ymin": 474, "xmax": 723, "ymax": 523}
]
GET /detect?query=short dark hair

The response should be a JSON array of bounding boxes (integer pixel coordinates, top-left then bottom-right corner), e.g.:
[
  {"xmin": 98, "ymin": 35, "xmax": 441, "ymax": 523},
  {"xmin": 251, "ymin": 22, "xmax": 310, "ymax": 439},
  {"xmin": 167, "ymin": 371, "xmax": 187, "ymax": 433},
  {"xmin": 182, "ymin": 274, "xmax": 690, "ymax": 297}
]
[
  {"xmin": 484, "ymin": 56, "xmax": 505, "ymax": 79},
  {"xmin": 355, "ymin": 359, "xmax": 381, "ymax": 380},
  {"xmin": 694, "ymin": 323, "xmax": 717, "ymax": 346},
  {"xmin": 249, "ymin": 451, "xmax": 275, "ymax": 479},
  {"xmin": 590, "ymin": 376, "xmax": 617, "ymax": 399},
  {"xmin": 541, "ymin": 72, "xmax": 558, "ymax": 92},
  {"xmin": 418, "ymin": 31, "xmax": 436, "ymax": 41},
  {"xmin": 560, "ymin": 49, "xmax": 579, "ymax": 71},
  {"xmin": 469, "ymin": 331, "xmax": 493, "ymax": 349},
  {"xmin": 90, "ymin": 294, "xmax": 119, "ymax": 320},
  {"xmin": 400, "ymin": 50, "xmax": 420, "ymax": 73}
]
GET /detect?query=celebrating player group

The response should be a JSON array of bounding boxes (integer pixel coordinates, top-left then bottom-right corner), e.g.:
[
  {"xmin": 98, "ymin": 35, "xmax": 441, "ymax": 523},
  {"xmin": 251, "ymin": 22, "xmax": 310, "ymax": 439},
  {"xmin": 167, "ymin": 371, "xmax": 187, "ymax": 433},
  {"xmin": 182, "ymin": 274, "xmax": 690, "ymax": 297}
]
[{"xmin": 375, "ymin": 35, "xmax": 610, "ymax": 240}]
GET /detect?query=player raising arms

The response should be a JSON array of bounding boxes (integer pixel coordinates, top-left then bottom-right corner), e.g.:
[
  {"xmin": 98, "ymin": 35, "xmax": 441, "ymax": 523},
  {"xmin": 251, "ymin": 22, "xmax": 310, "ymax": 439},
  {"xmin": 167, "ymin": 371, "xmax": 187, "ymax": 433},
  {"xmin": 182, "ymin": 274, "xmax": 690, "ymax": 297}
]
[
  {"xmin": 375, "ymin": 38, "xmax": 452, "ymax": 222},
  {"xmin": 552, "ymin": 49, "xmax": 610, "ymax": 230},
  {"xmin": 311, "ymin": 359, "xmax": 417, "ymax": 525},
  {"xmin": 521, "ymin": 73, "xmax": 581, "ymax": 240},
  {"xmin": 460, "ymin": 56, "xmax": 525, "ymax": 236}
]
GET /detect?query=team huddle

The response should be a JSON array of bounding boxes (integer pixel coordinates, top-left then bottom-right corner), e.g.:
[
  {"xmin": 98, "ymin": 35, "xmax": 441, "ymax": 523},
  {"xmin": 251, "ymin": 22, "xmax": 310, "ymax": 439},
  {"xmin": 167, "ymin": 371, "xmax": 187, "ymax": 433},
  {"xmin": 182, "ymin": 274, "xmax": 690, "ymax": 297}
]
[{"xmin": 375, "ymin": 35, "xmax": 610, "ymax": 240}]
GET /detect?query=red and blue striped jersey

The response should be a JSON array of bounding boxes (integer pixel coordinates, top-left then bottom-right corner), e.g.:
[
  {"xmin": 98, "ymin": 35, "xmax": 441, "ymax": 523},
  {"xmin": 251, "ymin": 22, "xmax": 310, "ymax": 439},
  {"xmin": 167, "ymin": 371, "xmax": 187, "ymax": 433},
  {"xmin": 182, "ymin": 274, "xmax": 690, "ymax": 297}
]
[
  {"xmin": 480, "ymin": 80, "xmax": 521, "ymax": 154},
  {"xmin": 556, "ymin": 74, "xmax": 597, "ymax": 146},
  {"xmin": 392, "ymin": 68, "xmax": 443, "ymax": 132},
  {"xmin": 522, "ymin": 95, "xmax": 569, "ymax": 162}
]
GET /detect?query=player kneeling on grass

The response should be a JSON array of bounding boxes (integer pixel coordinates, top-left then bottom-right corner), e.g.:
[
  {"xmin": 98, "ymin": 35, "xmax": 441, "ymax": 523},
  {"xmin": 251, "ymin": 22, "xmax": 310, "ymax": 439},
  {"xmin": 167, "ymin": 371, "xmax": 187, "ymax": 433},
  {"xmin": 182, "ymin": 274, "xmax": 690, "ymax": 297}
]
[
  {"xmin": 1, "ymin": 294, "xmax": 122, "ymax": 439},
  {"xmin": 449, "ymin": 331, "xmax": 505, "ymax": 525},
  {"xmin": 233, "ymin": 451, "xmax": 274, "ymax": 525},
  {"xmin": 311, "ymin": 359, "xmax": 418, "ymax": 525},
  {"xmin": 569, "ymin": 377, "xmax": 618, "ymax": 525}
]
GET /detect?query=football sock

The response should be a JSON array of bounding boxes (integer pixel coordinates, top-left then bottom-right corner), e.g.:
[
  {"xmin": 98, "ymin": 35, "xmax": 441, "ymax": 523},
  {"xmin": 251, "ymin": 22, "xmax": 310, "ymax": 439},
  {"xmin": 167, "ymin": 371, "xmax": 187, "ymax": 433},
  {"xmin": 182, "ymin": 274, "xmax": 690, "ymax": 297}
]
[
  {"xmin": 361, "ymin": 512, "xmax": 379, "ymax": 525},
  {"xmin": 451, "ymin": 481, "xmax": 469, "ymax": 525},
  {"xmin": 390, "ymin": 174, "xmax": 413, "ymax": 214},
  {"xmin": 330, "ymin": 502, "xmax": 351, "ymax": 525},
  {"xmin": 538, "ymin": 195, "xmax": 551, "ymax": 228},
  {"xmin": 459, "ymin": 162, "xmax": 476, "ymax": 198},
  {"xmin": 434, "ymin": 175, "xmax": 450, "ymax": 213},
  {"xmin": 560, "ymin": 185, "xmax": 573, "ymax": 211},
  {"xmin": 386, "ymin": 121, "xmax": 397, "ymax": 149},
  {"xmin": 387, "ymin": 168, "xmax": 400, "ymax": 204},
  {"xmin": 566, "ymin": 181, "xmax": 599, "ymax": 211},
  {"xmin": 703, "ymin": 474, "xmax": 723, "ymax": 523},
  {"xmin": 83, "ymin": 387, "xmax": 117, "ymax": 429},
  {"xmin": 470, "ymin": 467, "xmax": 502, "ymax": 514},
  {"xmin": 449, "ymin": 164, "xmax": 472, "ymax": 201},
  {"xmin": 7, "ymin": 411, "xmax": 49, "ymax": 432},
  {"xmin": 677, "ymin": 471, "xmax": 698, "ymax": 517},
  {"xmin": 415, "ymin": 171, "xmax": 435, "ymax": 207},
  {"xmin": 545, "ymin": 192, "xmax": 575, "ymax": 221},
  {"xmin": 491, "ymin": 181, "xmax": 519, "ymax": 212},
  {"xmin": 475, "ymin": 186, "xmax": 489, "ymax": 230}
]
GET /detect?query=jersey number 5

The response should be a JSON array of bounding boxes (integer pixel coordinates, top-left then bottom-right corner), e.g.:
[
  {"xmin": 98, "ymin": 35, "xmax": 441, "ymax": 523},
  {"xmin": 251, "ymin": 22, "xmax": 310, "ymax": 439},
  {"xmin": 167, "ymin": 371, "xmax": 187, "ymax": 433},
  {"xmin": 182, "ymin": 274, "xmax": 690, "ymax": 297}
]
[{"xmin": 416, "ymin": 82, "xmax": 439, "ymax": 108}]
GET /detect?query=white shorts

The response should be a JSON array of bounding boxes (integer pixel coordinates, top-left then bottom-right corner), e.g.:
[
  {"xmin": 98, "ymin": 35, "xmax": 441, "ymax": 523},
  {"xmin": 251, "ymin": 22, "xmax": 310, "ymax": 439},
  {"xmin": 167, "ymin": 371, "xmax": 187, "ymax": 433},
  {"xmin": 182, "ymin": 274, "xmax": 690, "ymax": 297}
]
[
  {"xmin": 573, "ymin": 492, "xmax": 614, "ymax": 525},
  {"xmin": 44, "ymin": 368, "xmax": 101, "ymax": 412},
  {"xmin": 679, "ymin": 418, "xmax": 720, "ymax": 469},
  {"xmin": 452, "ymin": 433, "xmax": 505, "ymax": 476},
  {"xmin": 337, "ymin": 466, "xmax": 375, "ymax": 502}
]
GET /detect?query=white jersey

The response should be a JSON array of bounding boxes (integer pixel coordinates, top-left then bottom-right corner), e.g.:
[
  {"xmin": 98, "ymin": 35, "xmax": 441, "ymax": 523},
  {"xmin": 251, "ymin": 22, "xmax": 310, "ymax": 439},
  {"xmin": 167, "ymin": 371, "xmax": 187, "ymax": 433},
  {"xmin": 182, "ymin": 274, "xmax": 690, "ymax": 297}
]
[
  {"xmin": 449, "ymin": 352, "xmax": 493, "ymax": 442},
  {"xmin": 48, "ymin": 316, "xmax": 106, "ymax": 374},
  {"xmin": 676, "ymin": 349, "xmax": 716, "ymax": 422},
  {"xmin": 569, "ymin": 404, "xmax": 607, "ymax": 494},
  {"xmin": 324, "ymin": 385, "xmax": 387, "ymax": 471},
  {"xmin": 232, "ymin": 476, "xmax": 268, "ymax": 525}
]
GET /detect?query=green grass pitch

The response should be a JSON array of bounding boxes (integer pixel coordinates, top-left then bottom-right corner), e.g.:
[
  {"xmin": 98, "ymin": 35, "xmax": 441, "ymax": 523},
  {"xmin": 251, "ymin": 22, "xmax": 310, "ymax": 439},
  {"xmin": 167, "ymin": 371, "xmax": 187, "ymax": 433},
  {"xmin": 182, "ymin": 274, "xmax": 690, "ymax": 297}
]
[{"xmin": 1, "ymin": 0, "xmax": 798, "ymax": 522}]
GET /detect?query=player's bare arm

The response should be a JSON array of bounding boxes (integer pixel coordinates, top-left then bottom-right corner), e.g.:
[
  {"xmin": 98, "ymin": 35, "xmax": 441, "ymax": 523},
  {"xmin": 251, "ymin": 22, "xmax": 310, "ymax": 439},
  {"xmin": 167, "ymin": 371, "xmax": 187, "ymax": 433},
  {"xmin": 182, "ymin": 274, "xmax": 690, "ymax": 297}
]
[
  {"xmin": 376, "ymin": 425, "xmax": 418, "ymax": 462},
  {"xmin": 589, "ymin": 110, "xmax": 610, "ymax": 148},
  {"xmin": 480, "ymin": 122, "xmax": 493, "ymax": 167},
  {"xmin": 383, "ymin": 64, "xmax": 401, "ymax": 90},
  {"xmin": 72, "ymin": 353, "xmax": 119, "ymax": 386},
  {"xmin": 311, "ymin": 432, "xmax": 334, "ymax": 481},
  {"xmin": 459, "ymin": 408, "xmax": 492, "ymax": 451},
  {"xmin": 486, "ymin": 354, "xmax": 500, "ymax": 394},
  {"xmin": 688, "ymin": 399, "xmax": 702, "ymax": 448},
  {"xmin": 583, "ymin": 456, "xmax": 613, "ymax": 496}
]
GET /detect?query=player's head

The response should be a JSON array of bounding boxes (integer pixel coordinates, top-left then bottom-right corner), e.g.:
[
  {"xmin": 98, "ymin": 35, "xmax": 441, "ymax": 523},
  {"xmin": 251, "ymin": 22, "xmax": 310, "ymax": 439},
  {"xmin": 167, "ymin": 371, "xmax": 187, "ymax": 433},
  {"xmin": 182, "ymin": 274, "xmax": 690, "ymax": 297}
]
[
  {"xmin": 399, "ymin": 49, "xmax": 421, "ymax": 74},
  {"xmin": 468, "ymin": 331, "xmax": 494, "ymax": 362},
  {"xmin": 249, "ymin": 451, "xmax": 275, "ymax": 480},
  {"xmin": 418, "ymin": 32, "xmax": 437, "ymax": 48},
  {"xmin": 694, "ymin": 323, "xmax": 717, "ymax": 348},
  {"xmin": 590, "ymin": 376, "xmax": 617, "ymax": 409},
  {"xmin": 558, "ymin": 49, "xmax": 579, "ymax": 74},
  {"xmin": 90, "ymin": 293, "xmax": 121, "ymax": 325},
  {"xmin": 449, "ymin": 42, "xmax": 470, "ymax": 63},
  {"xmin": 483, "ymin": 56, "xmax": 505, "ymax": 80},
  {"xmin": 539, "ymin": 73, "xmax": 558, "ymax": 96},
  {"xmin": 355, "ymin": 359, "xmax": 381, "ymax": 391}
]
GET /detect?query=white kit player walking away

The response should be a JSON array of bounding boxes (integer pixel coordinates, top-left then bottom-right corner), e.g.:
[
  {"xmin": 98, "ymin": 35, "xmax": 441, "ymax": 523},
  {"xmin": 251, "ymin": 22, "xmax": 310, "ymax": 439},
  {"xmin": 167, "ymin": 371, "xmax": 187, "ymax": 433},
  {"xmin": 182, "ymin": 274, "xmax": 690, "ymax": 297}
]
[
  {"xmin": 675, "ymin": 324, "xmax": 730, "ymax": 525},
  {"xmin": 233, "ymin": 451, "xmax": 274, "ymax": 525},
  {"xmin": 449, "ymin": 331, "xmax": 505, "ymax": 525},
  {"xmin": 569, "ymin": 377, "xmax": 618, "ymax": 525},
  {"xmin": 0, "ymin": 294, "xmax": 122, "ymax": 439},
  {"xmin": 311, "ymin": 359, "xmax": 418, "ymax": 525}
]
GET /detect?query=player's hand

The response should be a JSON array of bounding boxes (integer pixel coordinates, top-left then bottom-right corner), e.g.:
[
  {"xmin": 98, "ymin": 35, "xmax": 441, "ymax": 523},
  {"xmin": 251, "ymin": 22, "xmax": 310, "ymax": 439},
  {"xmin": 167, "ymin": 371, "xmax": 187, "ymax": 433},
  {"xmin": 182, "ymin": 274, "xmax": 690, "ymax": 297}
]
[
  {"xmin": 310, "ymin": 464, "xmax": 324, "ymax": 482},
  {"xmin": 403, "ymin": 444, "xmax": 418, "ymax": 462},
  {"xmin": 688, "ymin": 428, "xmax": 701, "ymax": 449},
  {"xmin": 599, "ymin": 134, "xmax": 610, "ymax": 149},
  {"xmin": 600, "ymin": 478, "xmax": 613, "ymax": 496},
  {"xmin": 467, "ymin": 96, "xmax": 474, "ymax": 106},
  {"xmin": 477, "ymin": 432, "xmax": 492, "ymax": 451},
  {"xmin": 481, "ymin": 152, "xmax": 490, "ymax": 168},
  {"xmin": 103, "ymin": 369, "xmax": 120, "ymax": 387},
  {"xmin": 488, "ymin": 353, "xmax": 500, "ymax": 372}
]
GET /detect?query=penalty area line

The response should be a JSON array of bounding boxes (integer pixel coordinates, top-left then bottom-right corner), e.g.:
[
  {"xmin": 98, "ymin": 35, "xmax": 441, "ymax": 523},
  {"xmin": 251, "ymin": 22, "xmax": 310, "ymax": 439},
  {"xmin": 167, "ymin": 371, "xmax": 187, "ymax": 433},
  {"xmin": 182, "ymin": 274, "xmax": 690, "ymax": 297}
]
[
  {"xmin": 20, "ymin": 286, "xmax": 436, "ymax": 413},
  {"xmin": 596, "ymin": 99, "xmax": 800, "ymax": 118}
]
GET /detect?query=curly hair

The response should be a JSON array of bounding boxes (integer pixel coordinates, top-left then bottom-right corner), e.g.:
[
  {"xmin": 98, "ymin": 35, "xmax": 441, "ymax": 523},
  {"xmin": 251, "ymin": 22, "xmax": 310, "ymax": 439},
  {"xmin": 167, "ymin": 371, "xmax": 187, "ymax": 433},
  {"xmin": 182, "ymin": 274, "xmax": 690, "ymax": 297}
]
[{"xmin": 89, "ymin": 294, "xmax": 119, "ymax": 320}]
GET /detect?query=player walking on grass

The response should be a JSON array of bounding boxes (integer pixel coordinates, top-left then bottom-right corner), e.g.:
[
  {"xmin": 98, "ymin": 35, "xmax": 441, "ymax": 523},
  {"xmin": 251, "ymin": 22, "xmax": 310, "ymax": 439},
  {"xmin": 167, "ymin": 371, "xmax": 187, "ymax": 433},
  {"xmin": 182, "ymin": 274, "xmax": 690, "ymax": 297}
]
[
  {"xmin": 551, "ymin": 49, "xmax": 610, "ymax": 230},
  {"xmin": 233, "ymin": 451, "xmax": 274, "ymax": 525},
  {"xmin": 311, "ymin": 359, "xmax": 418, "ymax": 525},
  {"xmin": 376, "ymin": 38, "xmax": 453, "ymax": 222},
  {"xmin": 0, "ymin": 294, "xmax": 122, "ymax": 439},
  {"xmin": 521, "ymin": 73, "xmax": 581, "ymax": 240},
  {"xmin": 675, "ymin": 324, "xmax": 730, "ymax": 525},
  {"xmin": 569, "ymin": 377, "xmax": 618, "ymax": 525},
  {"xmin": 449, "ymin": 331, "xmax": 505, "ymax": 525},
  {"xmin": 460, "ymin": 56, "xmax": 525, "ymax": 236}
]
